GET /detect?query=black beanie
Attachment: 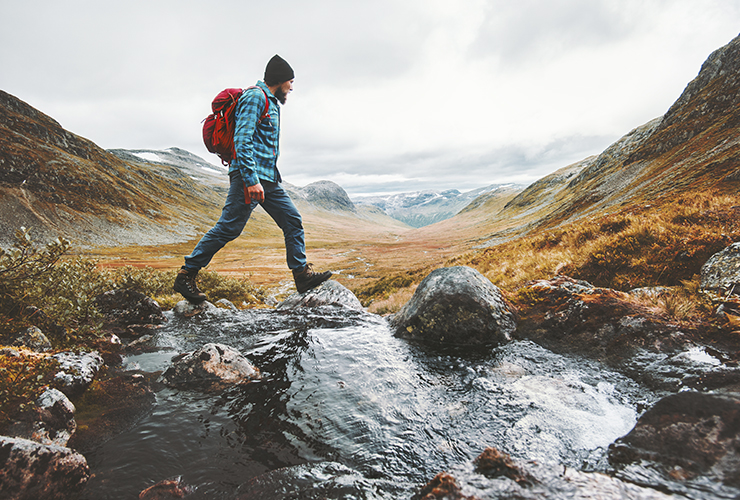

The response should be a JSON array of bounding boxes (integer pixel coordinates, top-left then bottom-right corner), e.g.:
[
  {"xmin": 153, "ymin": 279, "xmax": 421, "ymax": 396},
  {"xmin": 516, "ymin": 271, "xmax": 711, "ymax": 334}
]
[{"xmin": 264, "ymin": 54, "xmax": 294, "ymax": 84}]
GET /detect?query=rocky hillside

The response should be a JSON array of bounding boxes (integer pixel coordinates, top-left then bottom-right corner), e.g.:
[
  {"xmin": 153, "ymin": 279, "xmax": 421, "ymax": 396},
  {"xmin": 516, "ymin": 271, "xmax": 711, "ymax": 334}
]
[
  {"xmin": 0, "ymin": 92, "xmax": 225, "ymax": 248},
  {"xmin": 475, "ymin": 33, "xmax": 740, "ymax": 246},
  {"xmin": 108, "ymin": 147, "xmax": 229, "ymax": 192}
]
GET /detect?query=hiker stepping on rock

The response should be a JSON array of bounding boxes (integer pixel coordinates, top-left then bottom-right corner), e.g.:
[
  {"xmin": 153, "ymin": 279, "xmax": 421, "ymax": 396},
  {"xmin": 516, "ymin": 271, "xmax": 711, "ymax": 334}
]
[{"xmin": 174, "ymin": 54, "xmax": 331, "ymax": 304}]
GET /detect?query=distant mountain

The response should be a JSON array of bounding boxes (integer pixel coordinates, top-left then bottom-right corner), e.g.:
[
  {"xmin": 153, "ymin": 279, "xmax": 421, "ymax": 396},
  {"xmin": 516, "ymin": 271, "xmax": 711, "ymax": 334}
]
[
  {"xmin": 353, "ymin": 184, "xmax": 524, "ymax": 228},
  {"xmin": 109, "ymin": 148, "xmax": 229, "ymax": 191},
  {"xmin": 288, "ymin": 180, "xmax": 357, "ymax": 213}
]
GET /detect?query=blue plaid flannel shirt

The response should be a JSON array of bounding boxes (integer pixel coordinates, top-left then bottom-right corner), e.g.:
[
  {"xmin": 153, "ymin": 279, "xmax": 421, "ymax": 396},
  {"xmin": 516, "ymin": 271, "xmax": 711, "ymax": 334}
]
[{"xmin": 229, "ymin": 81, "xmax": 281, "ymax": 186}]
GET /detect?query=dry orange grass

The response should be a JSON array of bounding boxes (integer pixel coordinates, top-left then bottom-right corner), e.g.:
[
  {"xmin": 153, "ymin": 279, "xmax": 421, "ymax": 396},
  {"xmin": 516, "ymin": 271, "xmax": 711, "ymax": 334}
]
[{"xmin": 83, "ymin": 188, "xmax": 739, "ymax": 314}]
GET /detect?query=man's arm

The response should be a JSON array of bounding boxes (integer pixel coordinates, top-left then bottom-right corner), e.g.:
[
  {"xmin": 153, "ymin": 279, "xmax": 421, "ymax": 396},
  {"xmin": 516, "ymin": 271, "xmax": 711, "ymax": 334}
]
[{"xmin": 232, "ymin": 89, "xmax": 266, "ymax": 193}]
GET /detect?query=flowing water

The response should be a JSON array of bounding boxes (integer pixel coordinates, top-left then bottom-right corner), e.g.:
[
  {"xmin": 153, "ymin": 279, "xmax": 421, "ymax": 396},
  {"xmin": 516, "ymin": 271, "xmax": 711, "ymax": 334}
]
[{"xmin": 80, "ymin": 306, "xmax": 662, "ymax": 499}]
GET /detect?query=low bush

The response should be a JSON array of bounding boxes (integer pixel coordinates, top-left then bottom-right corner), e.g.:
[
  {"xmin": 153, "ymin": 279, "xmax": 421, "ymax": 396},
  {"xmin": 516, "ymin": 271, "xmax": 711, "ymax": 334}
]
[{"xmin": 0, "ymin": 351, "xmax": 58, "ymax": 431}]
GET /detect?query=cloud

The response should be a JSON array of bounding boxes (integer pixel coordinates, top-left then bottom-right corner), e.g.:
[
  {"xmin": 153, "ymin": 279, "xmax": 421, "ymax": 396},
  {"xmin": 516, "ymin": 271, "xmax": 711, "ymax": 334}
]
[{"xmin": 1, "ymin": 0, "xmax": 739, "ymax": 196}]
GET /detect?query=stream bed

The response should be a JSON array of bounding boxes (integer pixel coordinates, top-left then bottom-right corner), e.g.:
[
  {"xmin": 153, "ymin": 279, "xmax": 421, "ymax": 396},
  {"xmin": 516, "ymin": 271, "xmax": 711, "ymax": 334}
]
[{"xmin": 80, "ymin": 306, "xmax": 665, "ymax": 499}]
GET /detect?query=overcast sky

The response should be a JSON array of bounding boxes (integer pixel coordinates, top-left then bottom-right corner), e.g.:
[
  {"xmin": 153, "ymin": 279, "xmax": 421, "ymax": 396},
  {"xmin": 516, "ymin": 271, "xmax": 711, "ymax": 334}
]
[{"xmin": 2, "ymin": 1, "xmax": 739, "ymax": 197}]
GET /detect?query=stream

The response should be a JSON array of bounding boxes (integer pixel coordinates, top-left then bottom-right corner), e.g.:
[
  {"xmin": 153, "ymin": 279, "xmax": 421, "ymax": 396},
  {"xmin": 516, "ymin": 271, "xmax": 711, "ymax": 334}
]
[{"xmin": 80, "ymin": 305, "xmax": 662, "ymax": 499}]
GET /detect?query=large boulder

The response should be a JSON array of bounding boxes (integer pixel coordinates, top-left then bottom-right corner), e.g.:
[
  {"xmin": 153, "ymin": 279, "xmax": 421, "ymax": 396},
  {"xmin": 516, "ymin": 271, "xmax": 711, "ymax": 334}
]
[
  {"xmin": 608, "ymin": 391, "xmax": 740, "ymax": 489},
  {"xmin": 701, "ymin": 242, "xmax": 740, "ymax": 294},
  {"xmin": 277, "ymin": 280, "xmax": 363, "ymax": 311},
  {"xmin": 0, "ymin": 436, "xmax": 90, "ymax": 500},
  {"xmin": 389, "ymin": 266, "xmax": 516, "ymax": 346},
  {"xmin": 161, "ymin": 343, "xmax": 260, "ymax": 390}
]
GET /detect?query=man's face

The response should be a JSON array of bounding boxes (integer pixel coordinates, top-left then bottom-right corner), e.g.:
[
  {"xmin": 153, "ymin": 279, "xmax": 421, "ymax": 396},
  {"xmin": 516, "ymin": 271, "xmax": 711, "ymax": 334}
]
[{"xmin": 274, "ymin": 79, "xmax": 294, "ymax": 104}]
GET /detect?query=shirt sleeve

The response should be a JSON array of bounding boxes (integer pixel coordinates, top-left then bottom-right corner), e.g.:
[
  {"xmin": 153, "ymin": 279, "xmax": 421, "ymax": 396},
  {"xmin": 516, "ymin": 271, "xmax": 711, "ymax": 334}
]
[{"xmin": 232, "ymin": 89, "xmax": 266, "ymax": 187}]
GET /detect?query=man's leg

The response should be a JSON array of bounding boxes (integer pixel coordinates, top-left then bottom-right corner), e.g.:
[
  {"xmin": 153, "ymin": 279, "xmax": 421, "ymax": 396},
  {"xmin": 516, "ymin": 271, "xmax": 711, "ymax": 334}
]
[
  {"xmin": 260, "ymin": 181, "xmax": 331, "ymax": 292},
  {"xmin": 175, "ymin": 172, "xmax": 256, "ymax": 302}
]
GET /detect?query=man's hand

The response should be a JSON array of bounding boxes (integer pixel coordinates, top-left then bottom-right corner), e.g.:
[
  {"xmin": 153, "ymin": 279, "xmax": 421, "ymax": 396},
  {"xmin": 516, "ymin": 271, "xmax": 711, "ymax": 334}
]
[{"xmin": 246, "ymin": 183, "xmax": 265, "ymax": 204}]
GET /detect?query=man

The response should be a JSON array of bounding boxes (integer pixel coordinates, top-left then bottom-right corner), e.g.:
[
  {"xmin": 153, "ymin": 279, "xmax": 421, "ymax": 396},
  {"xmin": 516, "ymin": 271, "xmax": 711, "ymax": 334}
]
[{"xmin": 174, "ymin": 54, "xmax": 331, "ymax": 303}]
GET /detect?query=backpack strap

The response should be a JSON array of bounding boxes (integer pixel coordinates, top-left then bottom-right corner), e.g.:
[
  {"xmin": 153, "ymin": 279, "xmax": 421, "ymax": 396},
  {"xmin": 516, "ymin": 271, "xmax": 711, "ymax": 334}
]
[{"xmin": 246, "ymin": 85, "xmax": 271, "ymax": 123}]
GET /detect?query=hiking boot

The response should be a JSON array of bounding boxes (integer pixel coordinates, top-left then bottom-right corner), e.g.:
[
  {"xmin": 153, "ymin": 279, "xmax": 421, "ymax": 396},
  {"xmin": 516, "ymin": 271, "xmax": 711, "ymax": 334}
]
[
  {"xmin": 293, "ymin": 264, "xmax": 332, "ymax": 294},
  {"xmin": 173, "ymin": 267, "xmax": 207, "ymax": 303}
]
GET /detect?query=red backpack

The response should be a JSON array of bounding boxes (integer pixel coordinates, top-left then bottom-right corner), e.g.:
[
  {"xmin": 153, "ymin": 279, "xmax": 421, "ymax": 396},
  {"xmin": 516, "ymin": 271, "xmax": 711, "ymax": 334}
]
[{"xmin": 202, "ymin": 86, "xmax": 270, "ymax": 166}]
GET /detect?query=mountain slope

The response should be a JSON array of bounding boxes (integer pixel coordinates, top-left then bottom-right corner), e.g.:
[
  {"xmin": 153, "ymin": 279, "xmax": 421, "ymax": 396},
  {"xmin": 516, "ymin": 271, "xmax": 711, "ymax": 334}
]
[
  {"xmin": 499, "ymin": 34, "xmax": 740, "ymax": 235},
  {"xmin": 0, "ymin": 91, "xmax": 226, "ymax": 247}
]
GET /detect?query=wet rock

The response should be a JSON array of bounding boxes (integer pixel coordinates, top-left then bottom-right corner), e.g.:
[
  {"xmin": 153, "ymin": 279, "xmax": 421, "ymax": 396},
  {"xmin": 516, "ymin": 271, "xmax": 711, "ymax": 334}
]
[
  {"xmin": 52, "ymin": 350, "xmax": 104, "ymax": 396},
  {"xmin": 514, "ymin": 276, "xmax": 740, "ymax": 391},
  {"xmin": 622, "ymin": 345, "xmax": 740, "ymax": 392},
  {"xmin": 389, "ymin": 266, "xmax": 516, "ymax": 346},
  {"xmin": 608, "ymin": 391, "xmax": 740, "ymax": 489},
  {"xmin": 138, "ymin": 476, "xmax": 193, "ymax": 499},
  {"xmin": 416, "ymin": 450, "xmax": 676, "ymax": 499},
  {"xmin": 11, "ymin": 326, "xmax": 52, "ymax": 352},
  {"xmin": 95, "ymin": 289, "xmax": 166, "ymax": 337},
  {"xmin": 173, "ymin": 300, "xmax": 226, "ymax": 318},
  {"xmin": 277, "ymin": 280, "xmax": 363, "ymax": 311},
  {"xmin": 161, "ymin": 343, "xmax": 260, "ymax": 389},
  {"xmin": 67, "ymin": 373, "xmax": 156, "ymax": 453},
  {"xmin": 700, "ymin": 242, "xmax": 740, "ymax": 294},
  {"xmin": 237, "ymin": 462, "xmax": 390, "ymax": 500},
  {"xmin": 514, "ymin": 276, "xmax": 689, "ymax": 361},
  {"xmin": 412, "ymin": 472, "xmax": 473, "ymax": 500},
  {"xmin": 215, "ymin": 298, "xmax": 237, "ymax": 311},
  {"xmin": 0, "ymin": 436, "xmax": 90, "ymax": 500},
  {"xmin": 474, "ymin": 446, "xmax": 532, "ymax": 485},
  {"xmin": 6, "ymin": 388, "xmax": 76, "ymax": 447}
]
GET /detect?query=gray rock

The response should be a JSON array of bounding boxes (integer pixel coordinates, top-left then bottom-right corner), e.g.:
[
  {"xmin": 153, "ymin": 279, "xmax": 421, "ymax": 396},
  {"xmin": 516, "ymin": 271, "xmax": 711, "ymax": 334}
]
[
  {"xmin": 389, "ymin": 266, "xmax": 516, "ymax": 346},
  {"xmin": 6, "ymin": 388, "xmax": 76, "ymax": 447},
  {"xmin": 11, "ymin": 326, "xmax": 52, "ymax": 352},
  {"xmin": 0, "ymin": 436, "xmax": 90, "ymax": 500},
  {"xmin": 215, "ymin": 298, "xmax": 238, "ymax": 311},
  {"xmin": 52, "ymin": 351, "xmax": 104, "ymax": 396},
  {"xmin": 609, "ymin": 391, "xmax": 740, "ymax": 490},
  {"xmin": 701, "ymin": 242, "xmax": 740, "ymax": 294},
  {"xmin": 161, "ymin": 343, "xmax": 260, "ymax": 389},
  {"xmin": 277, "ymin": 280, "xmax": 363, "ymax": 311},
  {"xmin": 414, "ymin": 446, "xmax": 675, "ymax": 500},
  {"xmin": 173, "ymin": 300, "xmax": 230, "ymax": 318}
]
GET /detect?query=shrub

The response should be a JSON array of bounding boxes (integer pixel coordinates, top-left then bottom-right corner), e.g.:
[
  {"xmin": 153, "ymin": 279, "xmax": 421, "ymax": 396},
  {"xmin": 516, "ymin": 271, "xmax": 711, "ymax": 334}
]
[
  {"xmin": 0, "ymin": 228, "xmax": 73, "ymax": 343},
  {"xmin": 0, "ymin": 351, "xmax": 58, "ymax": 432},
  {"xmin": 196, "ymin": 269, "xmax": 267, "ymax": 306}
]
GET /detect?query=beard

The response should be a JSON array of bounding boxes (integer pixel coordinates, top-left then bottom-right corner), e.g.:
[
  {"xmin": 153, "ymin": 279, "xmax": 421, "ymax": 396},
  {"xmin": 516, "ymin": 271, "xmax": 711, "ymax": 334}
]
[{"xmin": 274, "ymin": 87, "xmax": 288, "ymax": 104}]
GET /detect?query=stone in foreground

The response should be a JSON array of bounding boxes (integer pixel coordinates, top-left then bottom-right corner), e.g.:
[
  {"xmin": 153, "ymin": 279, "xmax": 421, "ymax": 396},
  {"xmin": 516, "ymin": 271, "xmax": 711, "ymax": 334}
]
[
  {"xmin": 277, "ymin": 280, "xmax": 363, "ymax": 311},
  {"xmin": 389, "ymin": 266, "xmax": 516, "ymax": 346},
  {"xmin": 609, "ymin": 391, "xmax": 740, "ymax": 489},
  {"xmin": 161, "ymin": 343, "xmax": 260, "ymax": 389},
  {"xmin": 0, "ymin": 436, "xmax": 90, "ymax": 500}
]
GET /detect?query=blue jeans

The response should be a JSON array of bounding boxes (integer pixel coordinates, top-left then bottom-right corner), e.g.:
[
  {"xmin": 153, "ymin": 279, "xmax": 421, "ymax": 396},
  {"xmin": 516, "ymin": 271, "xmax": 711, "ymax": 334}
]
[{"xmin": 184, "ymin": 171, "xmax": 306, "ymax": 271}]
